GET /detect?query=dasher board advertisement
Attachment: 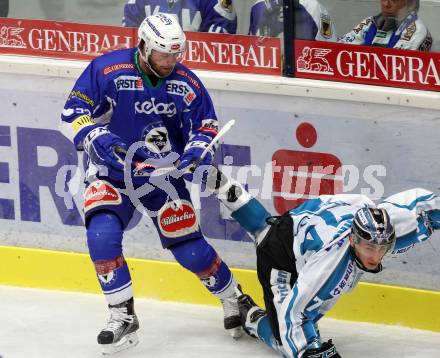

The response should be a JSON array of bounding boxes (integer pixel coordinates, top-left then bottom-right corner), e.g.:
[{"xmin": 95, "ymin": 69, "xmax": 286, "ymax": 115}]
[
  {"xmin": 0, "ymin": 71, "xmax": 439, "ymax": 290},
  {"xmin": 0, "ymin": 18, "xmax": 281, "ymax": 75},
  {"xmin": 295, "ymin": 39, "xmax": 440, "ymax": 92}
]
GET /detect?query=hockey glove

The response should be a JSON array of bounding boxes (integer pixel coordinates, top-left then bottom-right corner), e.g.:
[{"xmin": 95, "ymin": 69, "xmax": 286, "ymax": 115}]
[
  {"xmin": 303, "ymin": 339, "xmax": 341, "ymax": 358},
  {"xmin": 83, "ymin": 126, "xmax": 128, "ymax": 182},
  {"xmin": 177, "ymin": 139, "xmax": 215, "ymax": 182}
]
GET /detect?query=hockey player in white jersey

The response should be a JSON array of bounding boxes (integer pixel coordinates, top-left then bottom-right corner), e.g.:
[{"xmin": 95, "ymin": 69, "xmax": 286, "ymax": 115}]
[
  {"xmin": 339, "ymin": 0, "xmax": 432, "ymax": 51},
  {"xmin": 206, "ymin": 169, "xmax": 440, "ymax": 357}
]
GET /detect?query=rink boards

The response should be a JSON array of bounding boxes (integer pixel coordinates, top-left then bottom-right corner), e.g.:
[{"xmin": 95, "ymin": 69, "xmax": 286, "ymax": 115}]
[
  {"xmin": 2, "ymin": 245, "xmax": 440, "ymax": 333},
  {"xmin": 0, "ymin": 56, "xmax": 439, "ymax": 332}
]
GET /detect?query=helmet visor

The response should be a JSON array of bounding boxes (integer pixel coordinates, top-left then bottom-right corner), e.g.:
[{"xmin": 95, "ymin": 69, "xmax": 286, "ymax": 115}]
[
  {"xmin": 151, "ymin": 48, "xmax": 186, "ymax": 63},
  {"xmin": 353, "ymin": 234, "xmax": 395, "ymax": 257}
]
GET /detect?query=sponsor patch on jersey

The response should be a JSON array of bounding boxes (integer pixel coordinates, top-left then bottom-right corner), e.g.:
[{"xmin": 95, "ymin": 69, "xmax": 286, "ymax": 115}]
[
  {"xmin": 166, "ymin": 80, "xmax": 197, "ymax": 106},
  {"xmin": 135, "ymin": 98, "xmax": 176, "ymax": 117},
  {"xmin": 419, "ymin": 34, "xmax": 433, "ymax": 51},
  {"xmin": 143, "ymin": 126, "xmax": 172, "ymax": 153},
  {"xmin": 103, "ymin": 63, "xmax": 135, "ymax": 75},
  {"xmin": 270, "ymin": 269, "xmax": 291, "ymax": 305},
  {"xmin": 353, "ymin": 18, "xmax": 372, "ymax": 34},
  {"xmin": 84, "ymin": 180, "xmax": 122, "ymax": 213},
  {"xmin": 402, "ymin": 23, "xmax": 416, "ymax": 41},
  {"xmin": 68, "ymin": 90, "xmax": 94, "ymax": 107},
  {"xmin": 320, "ymin": 14, "xmax": 333, "ymax": 39},
  {"xmin": 199, "ymin": 119, "xmax": 219, "ymax": 135},
  {"xmin": 114, "ymin": 75, "xmax": 144, "ymax": 91},
  {"xmin": 71, "ymin": 114, "xmax": 95, "ymax": 133},
  {"xmin": 332, "ymin": 261, "xmax": 355, "ymax": 296},
  {"xmin": 158, "ymin": 200, "xmax": 198, "ymax": 238},
  {"xmin": 176, "ymin": 70, "xmax": 200, "ymax": 90}
]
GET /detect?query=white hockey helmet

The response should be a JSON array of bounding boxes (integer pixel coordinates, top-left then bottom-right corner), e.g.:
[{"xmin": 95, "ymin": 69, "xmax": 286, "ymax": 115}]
[{"xmin": 137, "ymin": 13, "xmax": 186, "ymax": 77}]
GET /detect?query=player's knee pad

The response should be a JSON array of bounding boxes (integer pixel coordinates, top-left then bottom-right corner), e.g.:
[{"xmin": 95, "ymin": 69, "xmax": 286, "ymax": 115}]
[
  {"xmin": 87, "ymin": 211, "xmax": 123, "ymax": 261},
  {"xmin": 170, "ymin": 238, "xmax": 236, "ymax": 297},
  {"xmin": 169, "ymin": 237, "xmax": 216, "ymax": 273}
]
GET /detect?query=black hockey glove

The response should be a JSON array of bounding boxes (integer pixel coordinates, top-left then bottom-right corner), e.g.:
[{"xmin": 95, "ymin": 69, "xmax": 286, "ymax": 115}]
[{"xmin": 303, "ymin": 339, "xmax": 341, "ymax": 358}]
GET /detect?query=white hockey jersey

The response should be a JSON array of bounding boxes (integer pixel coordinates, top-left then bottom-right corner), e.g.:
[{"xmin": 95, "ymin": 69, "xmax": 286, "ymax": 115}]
[
  {"xmin": 339, "ymin": 11, "xmax": 432, "ymax": 51},
  {"xmin": 275, "ymin": 188, "xmax": 439, "ymax": 357}
]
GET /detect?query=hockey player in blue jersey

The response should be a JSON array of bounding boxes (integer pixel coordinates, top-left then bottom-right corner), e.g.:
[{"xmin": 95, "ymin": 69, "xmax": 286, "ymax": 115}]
[
  {"xmin": 249, "ymin": 0, "xmax": 336, "ymax": 41},
  {"xmin": 206, "ymin": 169, "xmax": 440, "ymax": 357},
  {"xmin": 122, "ymin": 0, "xmax": 237, "ymax": 33},
  {"xmin": 60, "ymin": 13, "xmax": 242, "ymax": 354}
]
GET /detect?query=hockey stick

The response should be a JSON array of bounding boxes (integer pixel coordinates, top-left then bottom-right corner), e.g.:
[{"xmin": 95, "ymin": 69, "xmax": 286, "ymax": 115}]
[
  {"xmin": 114, "ymin": 119, "xmax": 236, "ymax": 176},
  {"xmin": 189, "ymin": 119, "xmax": 236, "ymax": 169}
]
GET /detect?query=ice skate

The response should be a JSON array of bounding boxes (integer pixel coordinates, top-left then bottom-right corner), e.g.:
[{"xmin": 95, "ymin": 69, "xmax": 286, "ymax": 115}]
[
  {"xmin": 97, "ymin": 298, "xmax": 139, "ymax": 355},
  {"xmin": 237, "ymin": 292, "xmax": 266, "ymax": 338},
  {"xmin": 220, "ymin": 286, "xmax": 243, "ymax": 339}
]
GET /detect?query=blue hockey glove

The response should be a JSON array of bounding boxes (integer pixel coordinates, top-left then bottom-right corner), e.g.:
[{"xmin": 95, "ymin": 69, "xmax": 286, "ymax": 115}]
[
  {"xmin": 83, "ymin": 126, "xmax": 127, "ymax": 181},
  {"xmin": 177, "ymin": 140, "xmax": 214, "ymax": 182}
]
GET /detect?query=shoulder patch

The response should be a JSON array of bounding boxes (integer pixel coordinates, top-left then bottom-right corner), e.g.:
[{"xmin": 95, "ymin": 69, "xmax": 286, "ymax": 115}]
[
  {"xmin": 402, "ymin": 22, "xmax": 416, "ymax": 42},
  {"xmin": 320, "ymin": 14, "xmax": 333, "ymax": 39},
  {"xmin": 103, "ymin": 63, "xmax": 135, "ymax": 75},
  {"xmin": 176, "ymin": 69, "xmax": 201, "ymax": 90},
  {"xmin": 418, "ymin": 32, "xmax": 433, "ymax": 51}
]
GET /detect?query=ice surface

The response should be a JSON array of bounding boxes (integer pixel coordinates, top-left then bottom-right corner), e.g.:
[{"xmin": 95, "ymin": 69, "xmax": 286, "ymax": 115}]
[{"xmin": 1, "ymin": 285, "xmax": 439, "ymax": 358}]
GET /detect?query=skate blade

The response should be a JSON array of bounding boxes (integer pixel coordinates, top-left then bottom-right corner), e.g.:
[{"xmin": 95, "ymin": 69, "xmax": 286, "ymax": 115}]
[
  {"xmin": 101, "ymin": 332, "xmax": 139, "ymax": 355},
  {"xmin": 228, "ymin": 326, "xmax": 243, "ymax": 340}
]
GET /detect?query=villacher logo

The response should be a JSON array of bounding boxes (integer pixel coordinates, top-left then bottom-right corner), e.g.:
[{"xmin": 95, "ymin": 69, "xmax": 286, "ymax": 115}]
[{"xmin": 158, "ymin": 200, "xmax": 198, "ymax": 238}]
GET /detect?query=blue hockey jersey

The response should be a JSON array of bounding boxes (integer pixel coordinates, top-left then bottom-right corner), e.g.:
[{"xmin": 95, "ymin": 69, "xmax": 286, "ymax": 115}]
[
  {"xmin": 248, "ymin": 0, "xmax": 336, "ymax": 41},
  {"xmin": 60, "ymin": 48, "xmax": 219, "ymax": 168},
  {"xmin": 123, "ymin": 0, "xmax": 237, "ymax": 33}
]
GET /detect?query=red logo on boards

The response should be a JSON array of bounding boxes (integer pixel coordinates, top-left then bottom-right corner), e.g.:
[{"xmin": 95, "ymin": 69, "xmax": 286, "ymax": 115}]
[
  {"xmin": 272, "ymin": 122, "xmax": 342, "ymax": 214},
  {"xmin": 158, "ymin": 200, "xmax": 198, "ymax": 238},
  {"xmin": 0, "ymin": 26, "xmax": 26, "ymax": 48},
  {"xmin": 296, "ymin": 47, "xmax": 333, "ymax": 75}
]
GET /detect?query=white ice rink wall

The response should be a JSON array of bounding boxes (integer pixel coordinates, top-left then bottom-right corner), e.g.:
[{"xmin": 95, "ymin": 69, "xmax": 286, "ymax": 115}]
[
  {"xmin": 0, "ymin": 56, "xmax": 440, "ymax": 291},
  {"xmin": 1, "ymin": 55, "xmax": 440, "ymax": 332}
]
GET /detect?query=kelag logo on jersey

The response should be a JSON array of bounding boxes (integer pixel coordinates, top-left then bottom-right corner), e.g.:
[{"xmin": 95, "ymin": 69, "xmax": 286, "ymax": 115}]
[
  {"xmin": 135, "ymin": 98, "xmax": 176, "ymax": 117},
  {"xmin": 166, "ymin": 80, "xmax": 196, "ymax": 106},
  {"xmin": 114, "ymin": 75, "xmax": 143, "ymax": 91}
]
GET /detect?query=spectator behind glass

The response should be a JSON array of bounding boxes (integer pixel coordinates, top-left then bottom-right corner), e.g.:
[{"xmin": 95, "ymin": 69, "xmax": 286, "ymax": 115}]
[
  {"xmin": 0, "ymin": 0, "xmax": 8, "ymax": 17},
  {"xmin": 339, "ymin": 0, "xmax": 432, "ymax": 51},
  {"xmin": 248, "ymin": 0, "xmax": 336, "ymax": 42},
  {"xmin": 122, "ymin": 0, "xmax": 237, "ymax": 33}
]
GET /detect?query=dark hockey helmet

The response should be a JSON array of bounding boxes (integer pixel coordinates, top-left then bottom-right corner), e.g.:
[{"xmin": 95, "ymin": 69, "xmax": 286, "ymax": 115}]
[
  {"xmin": 352, "ymin": 207, "xmax": 396, "ymax": 248},
  {"xmin": 350, "ymin": 207, "xmax": 396, "ymax": 273}
]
